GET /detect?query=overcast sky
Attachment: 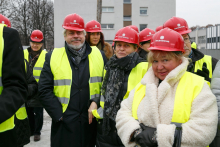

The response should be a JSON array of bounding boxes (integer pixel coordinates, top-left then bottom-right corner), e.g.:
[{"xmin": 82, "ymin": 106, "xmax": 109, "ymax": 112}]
[{"xmin": 176, "ymin": 0, "xmax": 220, "ymax": 27}]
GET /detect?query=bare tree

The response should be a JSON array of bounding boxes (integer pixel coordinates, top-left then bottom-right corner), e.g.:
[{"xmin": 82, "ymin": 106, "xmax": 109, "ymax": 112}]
[
  {"xmin": 0, "ymin": 0, "xmax": 13, "ymax": 18},
  {"xmin": 7, "ymin": 0, "xmax": 54, "ymax": 50},
  {"xmin": 97, "ymin": 0, "xmax": 102, "ymax": 23}
]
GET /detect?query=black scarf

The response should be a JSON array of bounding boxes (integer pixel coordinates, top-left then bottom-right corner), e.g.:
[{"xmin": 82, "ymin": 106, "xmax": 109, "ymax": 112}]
[
  {"xmin": 28, "ymin": 47, "xmax": 42, "ymax": 70},
  {"xmin": 66, "ymin": 42, "xmax": 86, "ymax": 64},
  {"xmin": 102, "ymin": 52, "xmax": 137, "ymax": 135}
]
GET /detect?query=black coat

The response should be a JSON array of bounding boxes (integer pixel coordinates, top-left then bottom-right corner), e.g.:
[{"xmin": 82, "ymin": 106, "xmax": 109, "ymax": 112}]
[
  {"xmin": 0, "ymin": 27, "xmax": 28, "ymax": 147},
  {"xmin": 14, "ymin": 59, "xmax": 38, "ymax": 147},
  {"xmin": 26, "ymin": 47, "xmax": 43, "ymax": 107},
  {"xmin": 96, "ymin": 54, "xmax": 146, "ymax": 147},
  {"xmin": 38, "ymin": 42, "xmax": 107, "ymax": 147},
  {"xmin": 190, "ymin": 49, "xmax": 219, "ymax": 147},
  {"xmin": 188, "ymin": 48, "xmax": 218, "ymax": 73}
]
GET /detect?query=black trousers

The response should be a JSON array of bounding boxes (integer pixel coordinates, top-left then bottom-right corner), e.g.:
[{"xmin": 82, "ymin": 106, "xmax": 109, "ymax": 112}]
[{"xmin": 26, "ymin": 106, "xmax": 43, "ymax": 135}]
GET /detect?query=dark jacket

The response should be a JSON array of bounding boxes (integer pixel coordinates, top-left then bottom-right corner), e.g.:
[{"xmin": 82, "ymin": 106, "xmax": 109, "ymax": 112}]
[
  {"xmin": 26, "ymin": 47, "xmax": 43, "ymax": 107},
  {"xmin": 188, "ymin": 48, "xmax": 218, "ymax": 73},
  {"xmin": 138, "ymin": 48, "xmax": 148, "ymax": 61},
  {"xmin": 96, "ymin": 54, "xmax": 146, "ymax": 147},
  {"xmin": 190, "ymin": 48, "xmax": 219, "ymax": 147},
  {"xmin": 14, "ymin": 59, "xmax": 38, "ymax": 147},
  {"xmin": 0, "ymin": 27, "xmax": 28, "ymax": 147},
  {"xmin": 38, "ymin": 41, "xmax": 107, "ymax": 147}
]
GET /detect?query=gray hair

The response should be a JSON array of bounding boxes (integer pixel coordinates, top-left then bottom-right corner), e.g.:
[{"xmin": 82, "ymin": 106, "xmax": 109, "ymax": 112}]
[{"xmin": 63, "ymin": 29, "xmax": 86, "ymax": 37}]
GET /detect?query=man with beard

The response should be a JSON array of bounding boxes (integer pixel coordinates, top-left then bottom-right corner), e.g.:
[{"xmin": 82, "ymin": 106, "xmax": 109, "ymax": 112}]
[
  {"xmin": 163, "ymin": 17, "xmax": 218, "ymax": 86},
  {"xmin": 38, "ymin": 13, "xmax": 107, "ymax": 147}
]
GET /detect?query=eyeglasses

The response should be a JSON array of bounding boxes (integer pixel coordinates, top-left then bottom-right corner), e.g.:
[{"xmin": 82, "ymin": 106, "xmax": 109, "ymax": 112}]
[{"xmin": 184, "ymin": 38, "xmax": 191, "ymax": 44}]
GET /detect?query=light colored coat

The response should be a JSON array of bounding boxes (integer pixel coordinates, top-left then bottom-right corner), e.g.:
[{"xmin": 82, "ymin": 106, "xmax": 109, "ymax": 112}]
[{"xmin": 116, "ymin": 57, "xmax": 218, "ymax": 147}]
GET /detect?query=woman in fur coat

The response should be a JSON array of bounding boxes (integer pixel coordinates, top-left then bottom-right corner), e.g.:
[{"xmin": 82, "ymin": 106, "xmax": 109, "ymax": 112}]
[
  {"xmin": 116, "ymin": 28, "xmax": 218, "ymax": 147},
  {"xmin": 85, "ymin": 20, "xmax": 113, "ymax": 60}
]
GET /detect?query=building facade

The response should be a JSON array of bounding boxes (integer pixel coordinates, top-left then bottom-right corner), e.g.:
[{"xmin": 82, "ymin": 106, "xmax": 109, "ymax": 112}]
[
  {"xmin": 189, "ymin": 25, "xmax": 220, "ymax": 50},
  {"xmin": 54, "ymin": 0, "xmax": 176, "ymax": 48}
]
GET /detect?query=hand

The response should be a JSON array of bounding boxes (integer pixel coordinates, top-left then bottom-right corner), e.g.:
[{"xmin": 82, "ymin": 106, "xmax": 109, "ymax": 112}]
[
  {"xmin": 88, "ymin": 102, "xmax": 97, "ymax": 124},
  {"xmin": 194, "ymin": 62, "xmax": 211, "ymax": 82},
  {"xmin": 135, "ymin": 123, "xmax": 157, "ymax": 147}
]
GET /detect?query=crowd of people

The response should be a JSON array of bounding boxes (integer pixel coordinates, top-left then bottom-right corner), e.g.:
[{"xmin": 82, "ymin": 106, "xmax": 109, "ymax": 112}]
[{"xmin": 0, "ymin": 12, "xmax": 220, "ymax": 147}]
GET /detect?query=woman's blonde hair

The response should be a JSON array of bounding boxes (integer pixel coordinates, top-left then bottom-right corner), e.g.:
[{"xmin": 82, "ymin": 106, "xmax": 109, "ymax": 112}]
[{"xmin": 148, "ymin": 50, "xmax": 183, "ymax": 64}]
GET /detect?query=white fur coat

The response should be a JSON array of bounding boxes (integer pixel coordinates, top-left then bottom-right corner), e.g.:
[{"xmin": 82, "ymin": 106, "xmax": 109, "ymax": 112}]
[{"xmin": 116, "ymin": 57, "xmax": 218, "ymax": 147}]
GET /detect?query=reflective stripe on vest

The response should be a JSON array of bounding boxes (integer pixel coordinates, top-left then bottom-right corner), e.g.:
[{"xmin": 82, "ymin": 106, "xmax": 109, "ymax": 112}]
[
  {"xmin": 0, "ymin": 24, "xmax": 15, "ymax": 132},
  {"xmin": 50, "ymin": 46, "xmax": 104, "ymax": 113},
  {"xmin": 132, "ymin": 71, "xmax": 204, "ymax": 123},
  {"xmin": 23, "ymin": 49, "xmax": 47, "ymax": 82},
  {"xmin": 15, "ymin": 61, "xmax": 27, "ymax": 120},
  {"xmin": 92, "ymin": 62, "xmax": 149, "ymax": 119}
]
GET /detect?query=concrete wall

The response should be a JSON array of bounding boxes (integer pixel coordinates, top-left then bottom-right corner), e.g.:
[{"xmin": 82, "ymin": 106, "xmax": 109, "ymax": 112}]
[
  {"xmin": 102, "ymin": 0, "xmax": 123, "ymax": 41},
  {"xmin": 199, "ymin": 49, "xmax": 220, "ymax": 60},
  {"xmin": 132, "ymin": 0, "xmax": 176, "ymax": 31},
  {"xmin": 54, "ymin": 0, "xmax": 97, "ymax": 48}
]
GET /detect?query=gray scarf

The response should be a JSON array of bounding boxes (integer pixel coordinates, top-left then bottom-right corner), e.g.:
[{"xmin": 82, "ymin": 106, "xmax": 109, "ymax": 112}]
[{"xmin": 67, "ymin": 43, "xmax": 86, "ymax": 64}]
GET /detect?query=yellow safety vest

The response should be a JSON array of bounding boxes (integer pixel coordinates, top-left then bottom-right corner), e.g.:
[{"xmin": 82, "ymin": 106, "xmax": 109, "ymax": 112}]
[
  {"xmin": 15, "ymin": 60, "xmax": 28, "ymax": 120},
  {"xmin": 191, "ymin": 42, "xmax": 197, "ymax": 49},
  {"xmin": 194, "ymin": 55, "xmax": 212, "ymax": 86},
  {"xmin": 50, "ymin": 46, "xmax": 104, "ymax": 113},
  {"xmin": 23, "ymin": 49, "xmax": 47, "ymax": 82},
  {"xmin": 132, "ymin": 71, "xmax": 204, "ymax": 123},
  {"xmin": 92, "ymin": 62, "xmax": 149, "ymax": 119},
  {"xmin": 0, "ymin": 24, "xmax": 15, "ymax": 132},
  {"xmin": 194, "ymin": 55, "xmax": 212, "ymax": 79}
]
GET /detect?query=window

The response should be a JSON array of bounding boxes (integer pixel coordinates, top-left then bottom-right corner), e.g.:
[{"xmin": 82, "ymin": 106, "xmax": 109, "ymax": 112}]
[
  {"xmin": 102, "ymin": 7, "xmax": 114, "ymax": 12},
  {"xmin": 139, "ymin": 24, "xmax": 147, "ymax": 31},
  {"xmin": 198, "ymin": 36, "xmax": 206, "ymax": 44},
  {"xmin": 124, "ymin": 0, "xmax": 131, "ymax": 3},
  {"xmin": 123, "ymin": 16, "xmax": 131, "ymax": 21},
  {"xmin": 190, "ymin": 37, "xmax": 195, "ymax": 43},
  {"xmin": 101, "ymin": 24, "xmax": 114, "ymax": 29},
  {"xmin": 140, "ymin": 7, "xmax": 148, "ymax": 15}
]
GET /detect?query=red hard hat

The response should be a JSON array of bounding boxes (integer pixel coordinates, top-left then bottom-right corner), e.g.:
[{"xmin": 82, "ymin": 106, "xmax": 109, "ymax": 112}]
[
  {"xmin": 113, "ymin": 27, "xmax": 139, "ymax": 45},
  {"xmin": 0, "ymin": 14, "xmax": 11, "ymax": 28},
  {"xmin": 163, "ymin": 17, "xmax": 191, "ymax": 35},
  {"xmin": 85, "ymin": 20, "xmax": 102, "ymax": 32},
  {"xmin": 148, "ymin": 28, "xmax": 184, "ymax": 53},
  {"xmin": 128, "ymin": 25, "xmax": 139, "ymax": 33},
  {"xmin": 62, "ymin": 13, "xmax": 84, "ymax": 31},
  {"xmin": 30, "ymin": 30, "xmax": 44, "ymax": 42},
  {"xmin": 155, "ymin": 26, "xmax": 163, "ymax": 32},
  {"xmin": 112, "ymin": 42, "xmax": 114, "ymax": 47},
  {"xmin": 139, "ymin": 28, "xmax": 155, "ymax": 43}
]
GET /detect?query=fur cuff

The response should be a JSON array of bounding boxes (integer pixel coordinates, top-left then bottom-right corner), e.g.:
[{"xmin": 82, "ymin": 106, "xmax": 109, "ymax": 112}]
[{"xmin": 157, "ymin": 124, "xmax": 176, "ymax": 147}]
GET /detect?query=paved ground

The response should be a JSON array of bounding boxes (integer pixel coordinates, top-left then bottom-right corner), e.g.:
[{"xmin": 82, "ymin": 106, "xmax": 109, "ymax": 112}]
[{"xmin": 24, "ymin": 110, "xmax": 51, "ymax": 147}]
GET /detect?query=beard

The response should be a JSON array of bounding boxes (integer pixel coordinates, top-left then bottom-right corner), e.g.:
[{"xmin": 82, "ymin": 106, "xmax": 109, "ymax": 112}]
[{"xmin": 68, "ymin": 40, "xmax": 85, "ymax": 50}]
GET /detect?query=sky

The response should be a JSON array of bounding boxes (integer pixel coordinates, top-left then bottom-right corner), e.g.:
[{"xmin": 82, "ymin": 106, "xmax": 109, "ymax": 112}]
[{"xmin": 176, "ymin": 0, "xmax": 220, "ymax": 27}]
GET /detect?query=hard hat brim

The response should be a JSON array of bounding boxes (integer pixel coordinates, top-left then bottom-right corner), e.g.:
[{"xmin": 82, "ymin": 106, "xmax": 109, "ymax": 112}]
[
  {"xmin": 30, "ymin": 37, "xmax": 43, "ymax": 43},
  {"xmin": 148, "ymin": 46, "xmax": 185, "ymax": 53},
  {"xmin": 178, "ymin": 29, "xmax": 192, "ymax": 35},
  {"xmin": 86, "ymin": 30, "xmax": 102, "ymax": 33},
  {"xmin": 113, "ymin": 38, "xmax": 138, "ymax": 45},
  {"xmin": 139, "ymin": 36, "xmax": 153, "ymax": 44},
  {"xmin": 63, "ymin": 26, "xmax": 84, "ymax": 31}
]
